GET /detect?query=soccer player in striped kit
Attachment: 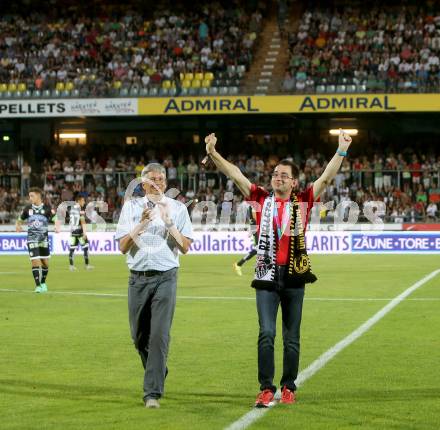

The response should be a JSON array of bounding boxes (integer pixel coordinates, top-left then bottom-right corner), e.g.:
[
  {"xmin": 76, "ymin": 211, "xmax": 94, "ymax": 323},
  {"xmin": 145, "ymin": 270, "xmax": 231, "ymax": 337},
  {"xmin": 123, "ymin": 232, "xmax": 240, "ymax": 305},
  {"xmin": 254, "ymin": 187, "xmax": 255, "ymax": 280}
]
[
  {"xmin": 68, "ymin": 193, "xmax": 94, "ymax": 271},
  {"xmin": 16, "ymin": 187, "xmax": 59, "ymax": 292}
]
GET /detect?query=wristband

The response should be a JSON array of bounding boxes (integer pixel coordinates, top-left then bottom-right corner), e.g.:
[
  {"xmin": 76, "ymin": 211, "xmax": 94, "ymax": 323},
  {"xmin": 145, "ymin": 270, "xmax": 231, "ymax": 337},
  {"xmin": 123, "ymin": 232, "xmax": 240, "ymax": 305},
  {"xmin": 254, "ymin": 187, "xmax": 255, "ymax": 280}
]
[{"xmin": 336, "ymin": 149, "xmax": 347, "ymax": 157}]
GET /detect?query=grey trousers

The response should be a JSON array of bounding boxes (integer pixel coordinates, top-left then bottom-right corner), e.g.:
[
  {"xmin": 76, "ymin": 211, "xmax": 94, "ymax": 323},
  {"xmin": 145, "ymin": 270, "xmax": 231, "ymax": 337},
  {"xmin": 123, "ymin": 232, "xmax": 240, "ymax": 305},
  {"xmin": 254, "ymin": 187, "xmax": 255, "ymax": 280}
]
[{"xmin": 127, "ymin": 268, "xmax": 178, "ymax": 400}]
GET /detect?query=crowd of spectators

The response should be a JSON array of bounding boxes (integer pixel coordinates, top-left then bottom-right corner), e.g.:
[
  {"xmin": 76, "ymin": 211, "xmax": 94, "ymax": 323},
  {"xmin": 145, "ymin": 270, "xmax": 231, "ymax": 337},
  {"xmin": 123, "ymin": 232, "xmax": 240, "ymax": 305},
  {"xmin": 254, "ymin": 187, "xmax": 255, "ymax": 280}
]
[
  {"xmin": 0, "ymin": 1, "xmax": 264, "ymax": 97},
  {"xmin": 283, "ymin": 3, "xmax": 440, "ymax": 93},
  {"xmin": 1, "ymin": 148, "xmax": 439, "ymax": 225}
]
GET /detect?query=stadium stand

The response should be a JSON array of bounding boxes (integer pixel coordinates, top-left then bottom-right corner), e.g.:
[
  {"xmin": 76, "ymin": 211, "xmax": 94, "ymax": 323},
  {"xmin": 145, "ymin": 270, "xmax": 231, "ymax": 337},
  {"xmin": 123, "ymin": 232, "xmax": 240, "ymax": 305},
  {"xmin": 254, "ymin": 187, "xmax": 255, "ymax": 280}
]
[
  {"xmin": 0, "ymin": 1, "xmax": 263, "ymax": 98},
  {"xmin": 283, "ymin": 3, "xmax": 440, "ymax": 93},
  {"xmin": 1, "ymin": 148, "xmax": 439, "ymax": 224}
]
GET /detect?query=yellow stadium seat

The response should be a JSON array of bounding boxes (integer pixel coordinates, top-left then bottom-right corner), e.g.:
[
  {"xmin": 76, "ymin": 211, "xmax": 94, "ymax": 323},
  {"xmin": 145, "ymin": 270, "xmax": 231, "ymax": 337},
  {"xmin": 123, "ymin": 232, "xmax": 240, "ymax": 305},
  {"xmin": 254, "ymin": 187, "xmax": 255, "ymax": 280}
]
[
  {"xmin": 179, "ymin": 72, "xmax": 185, "ymax": 81},
  {"xmin": 89, "ymin": 74, "xmax": 96, "ymax": 81},
  {"xmin": 204, "ymin": 72, "xmax": 214, "ymax": 81},
  {"xmin": 191, "ymin": 79, "xmax": 201, "ymax": 88},
  {"xmin": 162, "ymin": 80, "xmax": 172, "ymax": 89},
  {"xmin": 18, "ymin": 83, "xmax": 26, "ymax": 92},
  {"xmin": 66, "ymin": 82, "xmax": 74, "ymax": 91},
  {"xmin": 184, "ymin": 73, "xmax": 194, "ymax": 81},
  {"xmin": 56, "ymin": 82, "xmax": 65, "ymax": 91},
  {"xmin": 0, "ymin": 84, "xmax": 7, "ymax": 92},
  {"xmin": 113, "ymin": 80, "xmax": 122, "ymax": 89},
  {"xmin": 201, "ymin": 79, "xmax": 211, "ymax": 88},
  {"xmin": 182, "ymin": 80, "xmax": 191, "ymax": 88},
  {"xmin": 8, "ymin": 83, "xmax": 17, "ymax": 92},
  {"xmin": 195, "ymin": 72, "xmax": 204, "ymax": 81}
]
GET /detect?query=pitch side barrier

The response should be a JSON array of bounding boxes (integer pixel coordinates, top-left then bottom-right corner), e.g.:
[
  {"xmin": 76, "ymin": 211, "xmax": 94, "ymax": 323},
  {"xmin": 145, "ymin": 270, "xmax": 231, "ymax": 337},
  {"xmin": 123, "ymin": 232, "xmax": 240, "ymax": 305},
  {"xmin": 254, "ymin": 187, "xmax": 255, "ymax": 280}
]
[{"xmin": 1, "ymin": 230, "xmax": 439, "ymax": 255}]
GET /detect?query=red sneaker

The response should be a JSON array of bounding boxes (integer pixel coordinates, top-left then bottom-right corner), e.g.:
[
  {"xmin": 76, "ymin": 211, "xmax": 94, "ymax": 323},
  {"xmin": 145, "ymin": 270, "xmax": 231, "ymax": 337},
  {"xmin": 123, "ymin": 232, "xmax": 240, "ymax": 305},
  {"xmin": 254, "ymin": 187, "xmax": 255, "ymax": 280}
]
[
  {"xmin": 255, "ymin": 389, "xmax": 275, "ymax": 408},
  {"xmin": 280, "ymin": 386, "xmax": 296, "ymax": 404}
]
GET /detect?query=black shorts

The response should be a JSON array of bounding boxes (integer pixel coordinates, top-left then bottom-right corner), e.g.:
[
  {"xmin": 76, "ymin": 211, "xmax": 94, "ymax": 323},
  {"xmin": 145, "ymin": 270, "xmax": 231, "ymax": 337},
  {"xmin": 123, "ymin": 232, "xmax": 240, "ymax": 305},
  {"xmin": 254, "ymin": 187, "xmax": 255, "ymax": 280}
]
[
  {"xmin": 70, "ymin": 235, "xmax": 89, "ymax": 248},
  {"xmin": 28, "ymin": 241, "xmax": 50, "ymax": 260}
]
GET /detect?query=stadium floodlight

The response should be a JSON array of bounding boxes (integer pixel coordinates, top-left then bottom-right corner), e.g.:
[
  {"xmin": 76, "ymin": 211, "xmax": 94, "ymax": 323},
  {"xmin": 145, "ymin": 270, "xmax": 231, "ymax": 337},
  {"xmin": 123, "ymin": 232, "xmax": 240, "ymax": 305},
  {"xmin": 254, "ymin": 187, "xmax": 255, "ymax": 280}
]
[
  {"xmin": 59, "ymin": 132, "xmax": 87, "ymax": 139},
  {"xmin": 329, "ymin": 129, "xmax": 358, "ymax": 136}
]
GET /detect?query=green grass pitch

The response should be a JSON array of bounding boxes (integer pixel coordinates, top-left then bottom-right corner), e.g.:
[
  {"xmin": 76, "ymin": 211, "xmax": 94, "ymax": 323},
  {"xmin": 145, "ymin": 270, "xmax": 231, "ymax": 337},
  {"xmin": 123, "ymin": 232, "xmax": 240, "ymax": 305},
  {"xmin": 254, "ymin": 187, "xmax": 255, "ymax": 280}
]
[{"xmin": 0, "ymin": 254, "xmax": 439, "ymax": 430}]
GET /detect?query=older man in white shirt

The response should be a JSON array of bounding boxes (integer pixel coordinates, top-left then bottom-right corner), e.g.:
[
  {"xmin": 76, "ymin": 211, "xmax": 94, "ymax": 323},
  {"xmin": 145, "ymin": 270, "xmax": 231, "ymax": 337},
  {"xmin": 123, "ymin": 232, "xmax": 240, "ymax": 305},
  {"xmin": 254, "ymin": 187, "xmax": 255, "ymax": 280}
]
[{"xmin": 116, "ymin": 163, "xmax": 193, "ymax": 408}]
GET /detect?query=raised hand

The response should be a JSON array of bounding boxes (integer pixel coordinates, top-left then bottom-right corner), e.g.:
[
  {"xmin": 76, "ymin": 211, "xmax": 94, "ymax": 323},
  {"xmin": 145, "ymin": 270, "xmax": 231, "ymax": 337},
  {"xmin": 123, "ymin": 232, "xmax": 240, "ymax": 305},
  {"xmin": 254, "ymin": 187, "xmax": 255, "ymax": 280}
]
[
  {"xmin": 205, "ymin": 132, "xmax": 217, "ymax": 155},
  {"xmin": 338, "ymin": 129, "xmax": 352, "ymax": 151}
]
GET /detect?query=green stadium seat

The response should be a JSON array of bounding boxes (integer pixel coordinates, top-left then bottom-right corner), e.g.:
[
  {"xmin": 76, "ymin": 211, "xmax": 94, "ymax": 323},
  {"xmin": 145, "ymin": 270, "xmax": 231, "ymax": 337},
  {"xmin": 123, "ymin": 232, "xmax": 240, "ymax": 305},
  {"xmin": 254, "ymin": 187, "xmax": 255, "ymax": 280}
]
[
  {"xmin": 336, "ymin": 85, "xmax": 346, "ymax": 93},
  {"xmin": 139, "ymin": 87, "xmax": 149, "ymax": 96},
  {"xmin": 208, "ymin": 87, "xmax": 218, "ymax": 95}
]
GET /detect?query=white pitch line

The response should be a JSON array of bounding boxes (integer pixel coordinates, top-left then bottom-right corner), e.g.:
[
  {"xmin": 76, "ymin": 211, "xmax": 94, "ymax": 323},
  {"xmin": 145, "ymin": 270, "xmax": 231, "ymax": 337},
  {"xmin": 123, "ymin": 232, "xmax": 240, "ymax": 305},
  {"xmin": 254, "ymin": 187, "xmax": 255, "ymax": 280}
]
[
  {"xmin": 0, "ymin": 288, "xmax": 440, "ymax": 302},
  {"xmin": 224, "ymin": 268, "xmax": 440, "ymax": 430}
]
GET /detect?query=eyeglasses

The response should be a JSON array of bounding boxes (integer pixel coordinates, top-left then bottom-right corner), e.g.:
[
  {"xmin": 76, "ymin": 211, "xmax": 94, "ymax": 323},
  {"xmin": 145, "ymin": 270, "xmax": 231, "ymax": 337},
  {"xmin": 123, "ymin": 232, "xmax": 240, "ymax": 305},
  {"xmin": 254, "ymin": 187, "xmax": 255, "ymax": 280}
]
[
  {"xmin": 271, "ymin": 173, "xmax": 293, "ymax": 180},
  {"xmin": 145, "ymin": 177, "xmax": 166, "ymax": 183}
]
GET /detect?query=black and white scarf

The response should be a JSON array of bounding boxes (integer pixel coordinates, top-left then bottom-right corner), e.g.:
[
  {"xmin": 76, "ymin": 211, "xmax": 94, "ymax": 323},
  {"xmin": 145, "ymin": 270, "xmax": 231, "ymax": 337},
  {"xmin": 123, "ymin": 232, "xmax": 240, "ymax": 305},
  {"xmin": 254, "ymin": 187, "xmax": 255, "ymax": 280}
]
[{"xmin": 251, "ymin": 193, "xmax": 317, "ymax": 290}]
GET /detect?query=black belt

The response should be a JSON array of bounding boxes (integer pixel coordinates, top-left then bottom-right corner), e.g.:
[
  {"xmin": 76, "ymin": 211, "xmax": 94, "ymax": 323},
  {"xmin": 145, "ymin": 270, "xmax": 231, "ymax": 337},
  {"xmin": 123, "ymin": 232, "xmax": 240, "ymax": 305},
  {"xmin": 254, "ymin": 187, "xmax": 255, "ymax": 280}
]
[{"xmin": 130, "ymin": 269, "xmax": 163, "ymax": 277}]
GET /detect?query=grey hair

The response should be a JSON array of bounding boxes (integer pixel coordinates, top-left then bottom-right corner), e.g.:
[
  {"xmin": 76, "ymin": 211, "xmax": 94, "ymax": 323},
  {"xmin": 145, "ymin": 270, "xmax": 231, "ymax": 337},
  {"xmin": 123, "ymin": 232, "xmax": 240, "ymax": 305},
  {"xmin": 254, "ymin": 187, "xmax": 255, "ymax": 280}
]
[{"xmin": 141, "ymin": 163, "xmax": 166, "ymax": 179}]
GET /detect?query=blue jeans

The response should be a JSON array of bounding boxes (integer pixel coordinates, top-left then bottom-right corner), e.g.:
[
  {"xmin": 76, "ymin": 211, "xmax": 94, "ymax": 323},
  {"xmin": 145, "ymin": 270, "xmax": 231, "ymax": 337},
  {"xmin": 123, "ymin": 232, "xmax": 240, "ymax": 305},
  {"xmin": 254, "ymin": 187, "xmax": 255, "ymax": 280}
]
[{"xmin": 256, "ymin": 266, "xmax": 305, "ymax": 392}]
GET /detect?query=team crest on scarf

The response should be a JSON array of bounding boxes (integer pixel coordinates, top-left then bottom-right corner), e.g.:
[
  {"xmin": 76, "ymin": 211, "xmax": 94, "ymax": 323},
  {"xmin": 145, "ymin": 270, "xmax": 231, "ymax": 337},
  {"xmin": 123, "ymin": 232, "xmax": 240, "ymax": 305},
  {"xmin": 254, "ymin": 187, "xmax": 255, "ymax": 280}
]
[
  {"xmin": 252, "ymin": 192, "xmax": 317, "ymax": 290},
  {"xmin": 255, "ymin": 255, "xmax": 273, "ymax": 279}
]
